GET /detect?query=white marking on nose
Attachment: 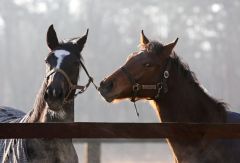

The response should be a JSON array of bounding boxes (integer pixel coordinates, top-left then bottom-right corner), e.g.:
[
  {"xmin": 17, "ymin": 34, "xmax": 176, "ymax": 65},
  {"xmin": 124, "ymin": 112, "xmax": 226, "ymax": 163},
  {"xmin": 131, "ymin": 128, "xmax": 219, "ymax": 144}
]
[
  {"xmin": 53, "ymin": 89, "xmax": 56, "ymax": 97},
  {"xmin": 54, "ymin": 50, "xmax": 70, "ymax": 68}
]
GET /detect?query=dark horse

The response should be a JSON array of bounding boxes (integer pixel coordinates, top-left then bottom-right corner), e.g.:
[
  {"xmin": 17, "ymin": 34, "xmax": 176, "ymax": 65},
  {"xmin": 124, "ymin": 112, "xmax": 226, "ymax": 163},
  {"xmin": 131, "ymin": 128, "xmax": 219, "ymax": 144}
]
[
  {"xmin": 99, "ymin": 31, "xmax": 240, "ymax": 163},
  {"xmin": 0, "ymin": 25, "xmax": 89, "ymax": 163}
]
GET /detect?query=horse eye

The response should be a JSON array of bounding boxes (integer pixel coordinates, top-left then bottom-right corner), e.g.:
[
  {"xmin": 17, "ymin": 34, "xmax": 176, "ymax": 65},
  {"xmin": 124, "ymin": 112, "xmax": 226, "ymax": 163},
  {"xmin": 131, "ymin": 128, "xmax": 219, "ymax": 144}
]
[{"xmin": 144, "ymin": 63, "xmax": 151, "ymax": 67}]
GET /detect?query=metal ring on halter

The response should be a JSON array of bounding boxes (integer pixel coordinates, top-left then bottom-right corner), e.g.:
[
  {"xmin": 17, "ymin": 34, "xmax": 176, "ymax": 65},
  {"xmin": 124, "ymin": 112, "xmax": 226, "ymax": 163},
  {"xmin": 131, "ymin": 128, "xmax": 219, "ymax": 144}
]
[{"xmin": 164, "ymin": 71, "xmax": 169, "ymax": 79}]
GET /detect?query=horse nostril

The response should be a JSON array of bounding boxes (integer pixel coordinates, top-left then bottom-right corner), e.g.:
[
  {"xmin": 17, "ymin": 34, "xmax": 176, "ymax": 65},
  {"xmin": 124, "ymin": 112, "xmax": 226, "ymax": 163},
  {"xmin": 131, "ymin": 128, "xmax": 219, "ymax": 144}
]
[
  {"xmin": 57, "ymin": 89, "xmax": 63, "ymax": 98},
  {"xmin": 104, "ymin": 80, "xmax": 113, "ymax": 92},
  {"xmin": 44, "ymin": 87, "xmax": 51, "ymax": 100},
  {"xmin": 100, "ymin": 81, "xmax": 105, "ymax": 87},
  {"xmin": 44, "ymin": 86, "xmax": 64, "ymax": 100},
  {"xmin": 53, "ymin": 89, "xmax": 63, "ymax": 99}
]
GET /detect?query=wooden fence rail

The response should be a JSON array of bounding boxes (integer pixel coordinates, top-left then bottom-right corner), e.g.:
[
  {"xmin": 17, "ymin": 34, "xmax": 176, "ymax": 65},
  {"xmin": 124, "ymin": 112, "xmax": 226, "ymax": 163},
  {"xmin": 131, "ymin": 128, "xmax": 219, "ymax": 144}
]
[{"xmin": 1, "ymin": 122, "xmax": 240, "ymax": 139}]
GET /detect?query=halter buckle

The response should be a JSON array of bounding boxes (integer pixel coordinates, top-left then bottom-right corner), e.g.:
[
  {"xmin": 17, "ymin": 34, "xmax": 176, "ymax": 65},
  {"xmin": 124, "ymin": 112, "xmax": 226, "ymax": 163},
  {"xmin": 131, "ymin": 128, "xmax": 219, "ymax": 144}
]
[
  {"xmin": 155, "ymin": 82, "xmax": 163, "ymax": 99},
  {"xmin": 157, "ymin": 82, "xmax": 163, "ymax": 89},
  {"xmin": 133, "ymin": 83, "xmax": 141, "ymax": 91}
]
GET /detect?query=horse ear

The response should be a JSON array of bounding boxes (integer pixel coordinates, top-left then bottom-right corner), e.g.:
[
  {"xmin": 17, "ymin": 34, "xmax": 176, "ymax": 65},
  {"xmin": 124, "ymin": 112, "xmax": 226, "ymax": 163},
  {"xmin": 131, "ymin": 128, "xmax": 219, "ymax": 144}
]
[
  {"xmin": 47, "ymin": 24, "xmax": 59, "ymax": 50},
  {"xmin": 76, "ymin": 29, "xmax": 89, "ymax": 52},
  {"xmin": 163, "ymin": 38, "xmax": 178, "ymax": 56},
  {"xmin": 140, "ymin": 30, "xmax": 149, "ymax": 45}
]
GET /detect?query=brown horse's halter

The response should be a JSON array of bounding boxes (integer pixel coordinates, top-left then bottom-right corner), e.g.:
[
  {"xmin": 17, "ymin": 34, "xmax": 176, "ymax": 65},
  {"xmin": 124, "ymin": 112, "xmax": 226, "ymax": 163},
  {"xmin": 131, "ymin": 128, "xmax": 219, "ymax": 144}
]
[
  {"xmin": 120, "ymin": 58, "xmax": 172, "ymax": 117},
  {"xmin": 45, "ymin": 59, "xmax": 98, "ymax": 104}
]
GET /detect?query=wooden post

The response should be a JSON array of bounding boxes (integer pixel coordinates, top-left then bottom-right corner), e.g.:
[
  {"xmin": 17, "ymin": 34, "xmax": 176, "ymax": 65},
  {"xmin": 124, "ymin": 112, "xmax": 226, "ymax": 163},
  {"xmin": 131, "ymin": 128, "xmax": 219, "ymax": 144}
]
[{"xmin": 85, "ymin": 142, "xmax": 101, "ymax": 163}]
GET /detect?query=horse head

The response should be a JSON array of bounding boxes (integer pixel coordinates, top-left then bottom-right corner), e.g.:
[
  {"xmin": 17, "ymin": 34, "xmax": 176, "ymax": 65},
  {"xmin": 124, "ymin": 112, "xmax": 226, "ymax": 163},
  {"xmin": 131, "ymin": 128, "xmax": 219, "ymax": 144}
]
[
  {"xmin": 99, "ymin": 31, "xmax": 178, "ymax": 103},
  {"xmin": 44, "ymin": 25, "xmax": 88, "ymax": 111}
]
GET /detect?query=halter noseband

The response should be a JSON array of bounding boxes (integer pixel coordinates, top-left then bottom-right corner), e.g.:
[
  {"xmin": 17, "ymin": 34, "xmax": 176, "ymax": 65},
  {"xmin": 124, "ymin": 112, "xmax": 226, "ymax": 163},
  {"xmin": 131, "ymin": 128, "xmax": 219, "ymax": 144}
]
[
  {"xmin": 45, "ymin": 60, "xmax": 98, "ymax": 104},
  {"xmin": 120, "ymin": 58, "xmax": 171, "ymax": 116}
]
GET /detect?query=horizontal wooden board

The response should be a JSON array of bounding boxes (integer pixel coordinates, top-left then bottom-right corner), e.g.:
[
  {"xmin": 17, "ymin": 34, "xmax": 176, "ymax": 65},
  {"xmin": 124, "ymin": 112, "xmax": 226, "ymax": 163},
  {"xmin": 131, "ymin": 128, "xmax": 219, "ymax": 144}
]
[{"xmin": 0, "ymin": 122, "xmax": 240, "ymax": 139}]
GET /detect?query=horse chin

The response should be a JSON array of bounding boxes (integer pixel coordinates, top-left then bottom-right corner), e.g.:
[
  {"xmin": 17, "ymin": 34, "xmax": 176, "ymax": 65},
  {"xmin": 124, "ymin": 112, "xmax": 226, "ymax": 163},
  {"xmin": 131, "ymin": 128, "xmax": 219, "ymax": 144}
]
[
  {"xmin": 101, "ymin": 94, "xmax": 117, "ymax": 103},
  {"xmin": 100, "ymin": 88, "xmax": 129, "ymax": 103},
  {"xmin": 47, "ymin": 108, "xmax": 66, "ymax": 120},
  {"xmin": 46, "ymin": 101, "xmax": 64, "ymax": 112},
  {"xmin": 102, "ymin": 94, "xmax": 128, "ymax": 103},
  {"xmin": 112, "ymin": 98, "xmax": 125, "ymax": 104},
  {"xmin": 102, "ymin": 96, "xmax": 114, "ymax": 103}
]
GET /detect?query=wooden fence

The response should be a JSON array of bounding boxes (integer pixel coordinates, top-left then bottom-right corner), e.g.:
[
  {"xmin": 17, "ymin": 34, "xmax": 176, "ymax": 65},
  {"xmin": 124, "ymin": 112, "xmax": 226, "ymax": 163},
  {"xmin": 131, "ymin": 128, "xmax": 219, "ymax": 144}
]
[
  {"xmin": 1, "ymin": 122, "xmax": 240, "ymax": 163},
  {"xmin": 1, "ymin": 122, "xmax": 240, "ymax": 139}
]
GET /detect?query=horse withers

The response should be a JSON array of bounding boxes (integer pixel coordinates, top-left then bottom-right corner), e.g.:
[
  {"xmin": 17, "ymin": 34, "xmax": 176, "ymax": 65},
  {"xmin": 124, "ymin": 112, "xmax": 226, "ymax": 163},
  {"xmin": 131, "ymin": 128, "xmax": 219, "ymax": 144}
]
[
  {"xmin": 99, "ymin": 31, "xmax": 240, "ymax": 163},
  {"xmin": 0, "ymin": 25, "xmax": 89, "ymax": 163}
]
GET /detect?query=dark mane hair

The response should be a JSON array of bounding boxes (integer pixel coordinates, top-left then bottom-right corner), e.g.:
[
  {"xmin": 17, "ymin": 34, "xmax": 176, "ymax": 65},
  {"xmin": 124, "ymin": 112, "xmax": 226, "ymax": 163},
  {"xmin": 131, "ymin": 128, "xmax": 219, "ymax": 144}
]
[
  {"xmin": 142, "ymin": 41, "xmax": 164, "ymax": 54},
  {"xmin": 146, "ymin": 40, "xmax": 228, "ymax": 121},
  {"xmin": 172, "ymin": 54, "xmax": 228, "ymax": 108}
]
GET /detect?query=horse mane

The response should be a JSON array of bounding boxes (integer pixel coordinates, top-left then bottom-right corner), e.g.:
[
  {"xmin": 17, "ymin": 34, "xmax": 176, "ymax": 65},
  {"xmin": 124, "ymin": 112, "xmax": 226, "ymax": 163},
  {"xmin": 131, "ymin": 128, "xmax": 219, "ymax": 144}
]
[
  {"xmin": 172, "ymin": 54, "xmax": 229, "ymax": 110},
  {"xmin": 145, "ymin": 40, "xmax": 228, "ymax": 121},
  {"xmin": 140, "ymin": 41, "xmax": 164, "ymax": 53}
]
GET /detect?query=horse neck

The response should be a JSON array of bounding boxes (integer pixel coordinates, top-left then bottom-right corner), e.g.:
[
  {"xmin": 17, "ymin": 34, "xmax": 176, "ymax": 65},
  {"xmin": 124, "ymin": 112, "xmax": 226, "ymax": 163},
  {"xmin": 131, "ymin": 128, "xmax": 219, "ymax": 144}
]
[
  {"xmin": 25, "ymin": 82, "xmax": 77, "ymax": 162},
  {"xmin": 26, "ymin": 138, "xmax": 78, "ymax": 163},
  {"xmin": 27, "ymin": 81, "xmax": 75, "ymax": 123},
  {"xmin": 151, "ymin": 58, "xmax": 227, "ymax": 162},
  {"xmin": 153, "ymin": 58, "xmax": 227, "ymax": 123}
]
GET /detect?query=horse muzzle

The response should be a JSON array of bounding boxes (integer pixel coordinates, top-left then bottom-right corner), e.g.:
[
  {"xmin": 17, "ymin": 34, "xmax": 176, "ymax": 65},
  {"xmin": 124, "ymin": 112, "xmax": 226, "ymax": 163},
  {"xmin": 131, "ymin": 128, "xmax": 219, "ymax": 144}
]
[{"xmin": 44, "ymin": 83, "xmax": 66, "ymax": 110}]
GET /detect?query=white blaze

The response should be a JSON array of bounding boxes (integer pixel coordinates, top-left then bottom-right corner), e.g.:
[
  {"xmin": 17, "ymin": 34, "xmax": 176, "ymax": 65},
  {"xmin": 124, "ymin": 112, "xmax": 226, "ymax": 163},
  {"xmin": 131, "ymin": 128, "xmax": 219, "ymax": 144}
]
[
  {"xmin": 54, "ymin": 49, "xmax": 70, "ymax": 68},
  {"xmin": 47, "ymin": 50, "xmax": 70, "ymax": 90}
]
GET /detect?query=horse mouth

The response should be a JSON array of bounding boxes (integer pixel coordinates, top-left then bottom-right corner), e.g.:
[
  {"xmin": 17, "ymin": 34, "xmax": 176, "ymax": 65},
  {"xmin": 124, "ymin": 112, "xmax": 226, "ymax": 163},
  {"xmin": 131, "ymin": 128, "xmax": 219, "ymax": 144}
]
[
  {"xmin": 99, "ymin": 90, "xmax": 117, "ymax": 103},
  {"xmin": 105, "ymin": 97, "xmax": 115, "ymax": 103},
  {"xmin": 100, "ymin": 94, "xmax": 115, "ymax": 103}
]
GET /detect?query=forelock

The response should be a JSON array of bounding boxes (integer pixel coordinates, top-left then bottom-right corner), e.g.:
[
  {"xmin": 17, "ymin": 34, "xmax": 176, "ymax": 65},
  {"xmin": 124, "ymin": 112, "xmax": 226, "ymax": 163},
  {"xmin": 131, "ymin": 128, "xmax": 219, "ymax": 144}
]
[
  {"xmin": 61, "ymin": 37, "xmax": 80, "ymax": 44},
  {"xmin": 140, "ymin": 41, "xmax": 164, "ymax": 54}
]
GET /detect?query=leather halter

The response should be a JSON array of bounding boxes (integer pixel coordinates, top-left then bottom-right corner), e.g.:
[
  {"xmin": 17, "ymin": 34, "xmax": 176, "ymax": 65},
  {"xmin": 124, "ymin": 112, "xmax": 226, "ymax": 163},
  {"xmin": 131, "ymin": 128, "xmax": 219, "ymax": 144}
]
[
  {"xmin": 45, "ymin": 60, "xmax": 98, "ymax": 104},
  {"xmin": 120, "ymin": 58, "xmax": 172, "ymax": 116}
]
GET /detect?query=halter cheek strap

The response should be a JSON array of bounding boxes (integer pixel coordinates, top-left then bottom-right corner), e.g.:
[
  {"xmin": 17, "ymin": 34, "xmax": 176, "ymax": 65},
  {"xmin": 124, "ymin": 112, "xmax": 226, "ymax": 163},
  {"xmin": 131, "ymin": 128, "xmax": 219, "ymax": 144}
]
[
  {"xmin": 45, "ymin": 68, "xmax": 91, "ymax": 104},
  {"xmin": 45, "ymin": 59, "xmax": 98, "ymax": 104},
  {"xmin": 120, "ymin": 67, "xmax": 140, "ymax": 116}
]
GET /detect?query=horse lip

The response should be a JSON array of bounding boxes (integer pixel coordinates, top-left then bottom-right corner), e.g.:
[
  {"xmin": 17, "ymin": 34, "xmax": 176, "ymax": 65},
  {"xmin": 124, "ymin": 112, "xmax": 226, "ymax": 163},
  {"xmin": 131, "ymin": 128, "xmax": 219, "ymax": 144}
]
[
  {"xmin": 105, "ymin": 97, "xmax": 114, "ymax": 103},
  {"xmin": 98, "ymin": 89, "xmax": 115, "ymax": 103}
]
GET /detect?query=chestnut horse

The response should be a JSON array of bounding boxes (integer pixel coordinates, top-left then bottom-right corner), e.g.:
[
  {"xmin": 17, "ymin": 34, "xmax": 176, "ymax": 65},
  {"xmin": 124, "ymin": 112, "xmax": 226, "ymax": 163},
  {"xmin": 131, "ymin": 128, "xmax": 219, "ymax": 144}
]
[
  {"xmin": 0, "ymin": 25, "xmax": 90, "ymax": 163},
  {"xmin": 99, "ymin": 31, "xmax": 240, "ymax": 163}
]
